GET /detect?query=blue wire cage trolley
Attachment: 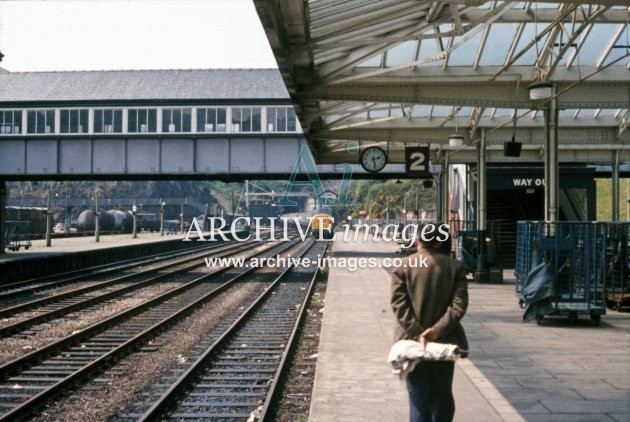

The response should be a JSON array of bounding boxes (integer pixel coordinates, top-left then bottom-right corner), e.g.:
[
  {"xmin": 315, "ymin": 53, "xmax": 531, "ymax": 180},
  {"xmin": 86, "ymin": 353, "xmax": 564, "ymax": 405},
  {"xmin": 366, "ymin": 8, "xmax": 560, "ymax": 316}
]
[
  {"xmin": 515, "ymin": 221, "xmax": 606, "ymax": 325},
  {"xmin": 600, "ymin": 222, "xmax": 630, "ymax": 311}
]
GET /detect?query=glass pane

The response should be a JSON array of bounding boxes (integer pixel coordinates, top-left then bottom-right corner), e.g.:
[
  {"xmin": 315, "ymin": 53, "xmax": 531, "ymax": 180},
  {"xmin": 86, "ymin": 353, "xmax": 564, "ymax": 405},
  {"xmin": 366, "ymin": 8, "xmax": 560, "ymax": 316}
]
[
  {"xmin": 104, "ymin": 109, "xmax": 112, "ymax": 125},
  {"xmin": 14, "ymin": 111, "xmax": 21, "ymax": 133},
  {"xmin": 480, "ymin": 25, "xmax": 517, "ymax": 66},
  {"xmin": 60, "ymin": 110, "xmax": 70, "ymax": 133},
  {"xmin": 148, "ymin": 109, "xmax": 157, "ymax": 132},
  {"xmin": 46, "ymin": 110, "xmax": 54, "ymax": 133},
  {"xmin": 418, "ymin": 37, "xmax": 444, "ymax": 67},
  {"xmin": 94, "ymin": 110, "xmax": 103, "ymax": 133},
  {"xmin": 252, "ymin": 108, "xmax": 261, "ymax": 131},
  {"xmin": 448, "ymin": 31, "xmax": 483, "ymax": 66},
  {"xmin": 513, "ymin": 23, "xmax": 550, "ymax": 66},
  {"xmin": 162, "ymin": 109, "xmax": 172, "ymax": 132},
  {"xmin": 267, "ymin": 108, "xmax": 276, "ymax": 131},
  {"xmin": 173, "ymin": 109, "xmax": 181, "ymax": 132},
  {"xmin": 217, "ymin": 108, "xmax": 226, "ymax": 132},
  {"xmin": 70, "ymin": 110, "xmax": 79, "ymax": 133},
  {"xmin": 287, "ymin": 108, "xmax": 296, "ymax": 131},
  {"xmin": 385, "ymin": 41, "xmax": 417, "ymax": 67},
  {"xmin": 232, "ymin": 108, "xmax": 241, "ymax": 132},
  {"xmin": 113, "ymin": 110, "xmax": 122, "ymax": 132},
  {"xmin": 128, "ymin": 110, "xmax": 137, "ymax": 132},
  {"xmin": 37, "ymin": 110, "xmax": 45, "ymax": 133},
  {"xmin": 197, "ymin": 108, "xmax": 206, "ymax": 132},
  {"xmin": 79, "ymin": 110, "xmax": 88, "ymax": 133},
  {"xmin": 27, "ymin": 111, "xmax": 36, "ymax": 133},
  {"xmin": 278, "ymin": 108, "xmax": 287, "ymax": 131},
  {"xmin": 182, "ymin": 108, "xmax": 191, "ymax": 132},
  {"xmin": 139, "ymin": 109, "xmax": 148, "ymax": 132},
  {"xmin": 242, "ymin": 108, "xmax": 252, "ymax": 132}
]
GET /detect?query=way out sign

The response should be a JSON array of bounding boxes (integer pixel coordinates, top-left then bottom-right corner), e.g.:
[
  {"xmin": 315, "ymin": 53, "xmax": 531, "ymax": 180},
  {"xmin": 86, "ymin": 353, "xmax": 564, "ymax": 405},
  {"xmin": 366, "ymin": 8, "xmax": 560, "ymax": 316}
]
[{"xmin": 405, "ymin": 146, "xmax": 430, "ymax": 177}]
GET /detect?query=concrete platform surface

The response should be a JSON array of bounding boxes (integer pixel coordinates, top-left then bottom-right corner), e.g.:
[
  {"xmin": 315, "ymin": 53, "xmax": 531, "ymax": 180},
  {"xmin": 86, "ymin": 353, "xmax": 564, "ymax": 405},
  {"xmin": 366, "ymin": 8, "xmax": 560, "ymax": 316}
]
[
  {"xmin": 310, "ymin": 235, "xmax": 630, "ymax": 422},
  {"xmin": 0, "ymin": 232, "xmax": 186, "ymax": 263}
]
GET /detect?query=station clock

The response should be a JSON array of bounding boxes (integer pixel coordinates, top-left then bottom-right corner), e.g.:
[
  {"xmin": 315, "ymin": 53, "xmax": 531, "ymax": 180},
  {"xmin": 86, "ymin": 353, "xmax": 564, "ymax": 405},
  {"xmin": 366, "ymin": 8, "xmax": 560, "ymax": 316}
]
[{"xmin": 359, "ymin": 146, "xmax": 388, "ymax": 173}]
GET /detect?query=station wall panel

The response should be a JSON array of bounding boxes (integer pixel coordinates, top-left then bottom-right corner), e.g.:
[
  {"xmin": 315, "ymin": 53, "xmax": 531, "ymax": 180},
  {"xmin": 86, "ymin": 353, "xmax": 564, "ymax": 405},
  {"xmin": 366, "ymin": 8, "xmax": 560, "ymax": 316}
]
[
  {"xmin": 26, "ymin": 140, "xmax": 57, "ymax": 174},
  {"xmin": 195, "ymin": 138, "xmax": 229, "ymax": 173},
  {"xmin": 59, "ymin": 139, "xmax": 91, "ymax": 174},
  {"xmin": 231, "ymin": 138, "xmax": 265, "ymax": 173},
  {"xmin": 265, "ymin": 137, "xmax": 301, "ymax": 172},
  {"xmin": 127, "ymin": 138, "xmax": 160, "ymax": 173},
  {"xmin": 93, "ymin": 139, "xmax": 125, "ymax": 174},
  {"xmin": 0, "ymin": 141, "xmax": 25, "ymax": 174},
  {"xmin": 161, "ymin": 139, "xmax": 194, "ymax": 173}
]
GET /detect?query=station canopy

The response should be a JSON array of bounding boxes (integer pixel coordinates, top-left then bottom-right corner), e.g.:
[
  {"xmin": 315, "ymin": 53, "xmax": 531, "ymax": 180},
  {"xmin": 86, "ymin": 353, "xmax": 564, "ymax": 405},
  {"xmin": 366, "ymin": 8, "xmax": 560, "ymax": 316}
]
[{"xmin": 254, "ymin": 0, "xmax": 630, "ymax": 166}]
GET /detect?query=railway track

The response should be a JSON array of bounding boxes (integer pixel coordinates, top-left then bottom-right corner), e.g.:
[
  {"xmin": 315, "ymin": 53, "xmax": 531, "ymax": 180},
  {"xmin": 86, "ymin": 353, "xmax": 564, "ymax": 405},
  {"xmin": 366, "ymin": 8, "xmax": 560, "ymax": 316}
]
[
  {"xmin": 0, "ymin": 239, "xmax": 226, "ymax": 301},
  {"xmin": 121, "ymin": 239, "xmax": 327, "ymax": 421},
  {"xmin": 0, "ymin": 236, "xmax": 310, "ymax": 421},
  {"xmin": 0, "ymin": 236, "xmax": 271, "ymax": 338}
]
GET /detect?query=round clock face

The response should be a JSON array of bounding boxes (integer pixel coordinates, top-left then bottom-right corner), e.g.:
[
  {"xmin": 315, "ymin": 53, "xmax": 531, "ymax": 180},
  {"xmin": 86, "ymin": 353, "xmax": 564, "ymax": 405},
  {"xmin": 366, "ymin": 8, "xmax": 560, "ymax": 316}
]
[{"xmin": 360, "ymin": 146, "xmax": 388, "ymax": 173}]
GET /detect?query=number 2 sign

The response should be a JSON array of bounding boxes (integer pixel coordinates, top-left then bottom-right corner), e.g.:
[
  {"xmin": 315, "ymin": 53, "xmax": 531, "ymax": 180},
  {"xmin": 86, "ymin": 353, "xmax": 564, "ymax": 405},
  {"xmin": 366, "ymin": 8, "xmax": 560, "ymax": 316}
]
[{"xmin": 405, "ymin": 146, "xmax": 430, "ymax": 177}]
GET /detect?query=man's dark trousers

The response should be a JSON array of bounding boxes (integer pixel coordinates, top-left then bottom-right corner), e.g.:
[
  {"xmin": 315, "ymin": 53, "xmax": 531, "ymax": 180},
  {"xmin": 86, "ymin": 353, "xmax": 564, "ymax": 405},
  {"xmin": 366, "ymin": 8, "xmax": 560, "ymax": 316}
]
[{"xmin": 405, "ymin": 361, "xmax": 455, "ymax": 422}]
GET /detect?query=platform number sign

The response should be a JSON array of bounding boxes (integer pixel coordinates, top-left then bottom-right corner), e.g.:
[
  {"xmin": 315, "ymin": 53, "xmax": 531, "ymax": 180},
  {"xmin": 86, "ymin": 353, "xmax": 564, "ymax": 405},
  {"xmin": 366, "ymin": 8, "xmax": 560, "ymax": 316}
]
[{"xmin": 405, "ymin": 146, "xmax": 430, "ymax": 177}]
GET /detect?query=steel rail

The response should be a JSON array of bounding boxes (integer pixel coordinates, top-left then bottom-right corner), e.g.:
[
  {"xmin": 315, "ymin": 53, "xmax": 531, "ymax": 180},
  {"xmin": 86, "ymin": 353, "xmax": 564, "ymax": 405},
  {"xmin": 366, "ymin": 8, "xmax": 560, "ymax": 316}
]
[
  {"xmin": 258, "ymin": 241, "xmax": 329, "ymax": 421},
  {"xmin": 0, "ymin": 238, "xmax": 218, "ymax": 300},
  {"xmin": 0, "ymin": 236, "xmax": 271, "ymax": 337},
  {"xmin": 137, "ymin": 238, "xmax": 322, "ymax": 421},
  {"xmin": 0, "ymin": 237, "xmax": 302, "ymax": 421}
]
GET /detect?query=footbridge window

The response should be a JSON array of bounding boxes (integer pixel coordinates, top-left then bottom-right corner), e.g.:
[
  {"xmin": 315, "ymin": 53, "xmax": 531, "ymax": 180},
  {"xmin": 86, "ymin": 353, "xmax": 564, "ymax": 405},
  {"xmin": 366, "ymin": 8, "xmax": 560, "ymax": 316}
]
[
  {"xmin": 60, "ymin": 109, "xmax": 89, "ymax": 133},
  {"xmin": 26, "ymin": 109, "xmax": 55, "ymax": 134},
  {"xmin": 197, "ymin": 107, "xmax": 227, "ymax": 133},
  {"xmin": 94, "ymin": 108, "xmax": 123, "ymax": 133},
  {"xmin": 267, "ymin": 106, "xmax": 297, "ymax": 132},
  {"xmin": 128, "ymin": 108, "xmax": 157, "ymax": 133},
  {"xmin": 0, "ymin": 110, "xmax": 22, "ymax": 135},
  {"xmin": 231, "ymin": 107, "xmax": 261, "ymax": 132},
  {"xmin": 162, "ymin": 107, "xmax": 192, "ymax": 133}
]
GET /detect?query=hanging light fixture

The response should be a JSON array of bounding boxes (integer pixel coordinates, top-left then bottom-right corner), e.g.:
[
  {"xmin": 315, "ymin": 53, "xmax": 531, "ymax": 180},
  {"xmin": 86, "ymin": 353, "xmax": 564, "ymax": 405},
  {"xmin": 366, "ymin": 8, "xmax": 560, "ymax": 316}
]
[
  {"xmin": 504, "ymin": 109, "xmax": 522, "ymax": 157},
  {"xmin": 449, "ymin": 134, "xmax": 464, "ymax": 147},
  {"xmin": 449, "ymin": 107, "xmax": 465, "ymax": 147},
  {"xmin": 528, "ymin": 82, "xmax": 554, "ymax": 101}
]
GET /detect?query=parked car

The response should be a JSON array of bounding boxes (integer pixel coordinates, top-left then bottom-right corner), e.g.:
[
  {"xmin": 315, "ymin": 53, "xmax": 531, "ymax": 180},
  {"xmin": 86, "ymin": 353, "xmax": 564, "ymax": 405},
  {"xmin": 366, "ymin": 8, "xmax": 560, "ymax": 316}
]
[{"xmin": 53, "ymin": 222, "xmax": 67, "ymax": 234}]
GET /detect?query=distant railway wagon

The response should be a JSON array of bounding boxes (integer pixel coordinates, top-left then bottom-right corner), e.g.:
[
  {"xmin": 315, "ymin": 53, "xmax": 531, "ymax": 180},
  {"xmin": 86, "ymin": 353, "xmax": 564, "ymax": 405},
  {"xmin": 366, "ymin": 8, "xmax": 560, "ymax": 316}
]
[
  {"xmin": 5, "ymin": 206, "xmax": 47, "ymax": 237},
  {"xmin": 77, "ymin": 209, "xmax": 134, "ymax": 233}
]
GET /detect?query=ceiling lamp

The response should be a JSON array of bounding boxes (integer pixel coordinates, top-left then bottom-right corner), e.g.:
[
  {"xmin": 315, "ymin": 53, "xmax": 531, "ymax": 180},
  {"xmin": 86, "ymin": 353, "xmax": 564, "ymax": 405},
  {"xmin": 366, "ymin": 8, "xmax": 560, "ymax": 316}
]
[
  {"xmin": 449, "ymin": 134, "xmax": 464, "ymax": 147},
  {"xmin": 528, "ymin": 82, "xmax": 554, "ymax": 101},
  {"xmin": 503, "ymin": 136, "xmax": 522, "ymax": 158}
]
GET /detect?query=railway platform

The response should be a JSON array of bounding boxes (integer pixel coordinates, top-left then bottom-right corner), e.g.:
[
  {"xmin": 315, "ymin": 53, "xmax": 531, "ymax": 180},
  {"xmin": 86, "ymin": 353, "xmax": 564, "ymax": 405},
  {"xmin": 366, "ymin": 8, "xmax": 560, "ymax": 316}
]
[
  {"xmin": 310, "ymin": 234, "xmax": 630, "ymax": 422},
  {"xmin": 0, "ymin": 232, "xmax": 184, "ymax": 262}
]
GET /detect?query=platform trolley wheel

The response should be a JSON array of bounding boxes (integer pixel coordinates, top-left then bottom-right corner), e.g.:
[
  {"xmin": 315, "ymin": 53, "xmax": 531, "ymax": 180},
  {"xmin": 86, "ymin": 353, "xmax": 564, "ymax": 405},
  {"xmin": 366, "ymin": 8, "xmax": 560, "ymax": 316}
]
[
  {"xmin": 590, "ymin": 314, "xmax": 601, "ymax": 326},
  {"xmin": 536, "ymin": 314, "xmax": 544, "ymax": 325}
]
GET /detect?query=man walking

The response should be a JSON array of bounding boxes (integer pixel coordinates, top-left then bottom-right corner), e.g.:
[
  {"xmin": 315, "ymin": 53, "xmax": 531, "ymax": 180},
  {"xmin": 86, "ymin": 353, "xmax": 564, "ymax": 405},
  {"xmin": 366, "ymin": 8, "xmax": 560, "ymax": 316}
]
[{"xmin": 391, "ymin": 223, "xmax": 469, "ymax": 422}]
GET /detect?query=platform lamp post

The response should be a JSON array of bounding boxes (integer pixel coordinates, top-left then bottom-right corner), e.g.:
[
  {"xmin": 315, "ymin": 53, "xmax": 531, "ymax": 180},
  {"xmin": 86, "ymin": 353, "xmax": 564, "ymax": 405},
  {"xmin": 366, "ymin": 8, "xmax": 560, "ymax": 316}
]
[
  {"xmin": 180, "ymin": 202, "xmax": 185, "ymax": 235},
  {"xmin": 94, "ymin": 191, "xmax": 100, "ymax": 243},
  {"xmin": 160, "ymin": 201, "xmax": 165, "ymax": 236},
  {"xmin": 45, "ymin": 188, "xmax": 52, "ymax": 247},
  {"xmin": 132, "ymin": 202, "xmax": 138, "ymax": 239}
]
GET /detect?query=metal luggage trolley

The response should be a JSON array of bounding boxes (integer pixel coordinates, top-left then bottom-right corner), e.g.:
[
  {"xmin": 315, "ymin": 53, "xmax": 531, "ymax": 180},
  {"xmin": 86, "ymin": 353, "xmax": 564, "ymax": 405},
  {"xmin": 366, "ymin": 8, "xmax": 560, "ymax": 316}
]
[
  {"xmin": 600, "ymin": 222, "xmax": 630, "ymax": 311},
  {"xmin": 516, "ymin": 221, "xmax": 606, "ymax": 325}
]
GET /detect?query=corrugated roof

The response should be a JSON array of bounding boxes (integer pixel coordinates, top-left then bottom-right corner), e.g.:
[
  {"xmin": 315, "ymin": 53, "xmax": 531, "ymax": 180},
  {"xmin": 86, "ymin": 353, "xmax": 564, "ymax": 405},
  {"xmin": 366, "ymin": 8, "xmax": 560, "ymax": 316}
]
[{"xmin": 0, "ymin": 69, "xmax": 290, "ymax": 102}]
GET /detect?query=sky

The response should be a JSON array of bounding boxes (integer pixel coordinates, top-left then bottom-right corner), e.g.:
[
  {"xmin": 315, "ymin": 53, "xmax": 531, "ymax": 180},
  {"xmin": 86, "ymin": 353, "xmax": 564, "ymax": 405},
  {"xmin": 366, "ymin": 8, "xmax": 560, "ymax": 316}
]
[{"xmin": 0, "ymin": 0, "xmax": 278, "ymax": 72}]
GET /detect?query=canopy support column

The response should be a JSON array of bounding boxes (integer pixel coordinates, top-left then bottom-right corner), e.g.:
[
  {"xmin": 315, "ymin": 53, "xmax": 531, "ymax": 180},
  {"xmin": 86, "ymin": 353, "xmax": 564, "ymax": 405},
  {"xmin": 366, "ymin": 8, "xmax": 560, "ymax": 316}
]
[
  {"xmin": 476, "ymin": 128, "xmax": 489, "ymax": 283},
  {"xmin": 544, "ymin": 88, "xmax": 559, "ymax": 223}
]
